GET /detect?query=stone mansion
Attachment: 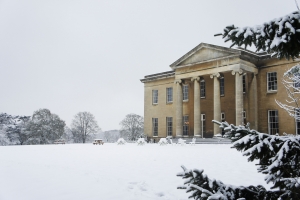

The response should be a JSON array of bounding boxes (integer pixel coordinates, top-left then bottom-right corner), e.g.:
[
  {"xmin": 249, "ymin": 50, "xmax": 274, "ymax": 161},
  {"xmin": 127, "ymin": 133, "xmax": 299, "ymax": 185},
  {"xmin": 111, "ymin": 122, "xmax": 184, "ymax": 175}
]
[{"xmin": 140, "ymin": 43, "xmax": 298, "ymax": 139}]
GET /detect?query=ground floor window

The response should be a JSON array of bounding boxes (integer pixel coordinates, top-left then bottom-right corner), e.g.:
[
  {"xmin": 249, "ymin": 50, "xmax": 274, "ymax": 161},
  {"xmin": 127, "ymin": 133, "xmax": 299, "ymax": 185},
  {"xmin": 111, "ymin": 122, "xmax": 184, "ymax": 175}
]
[
  {"xmin": 268, "ymin": 110, "xmax": 279, "ymax": 135},
  {"xmin": 295, "ymin": 109, "xmax": 300, "ymax": 135},
  {"xmin": 243, "ymin": 111, "xmax": 246, "ymax": 125},
  {"xmin": 166, "ymin": 117, "xmax": 172, "ymax": 136},
  {"xmin": 183, "ymin": 115, "xmax": 189, "ymax": 136},
  {"xmin": 221, "ymin": 112, "xmax": 225, "ymax": 136},
  {"xmin": 201, "ymin": 114, "xmax": 206, "ymax": 137},
  {"xmin": 152, "ymin": 118, "xmax": 158, "ymax": 136}
]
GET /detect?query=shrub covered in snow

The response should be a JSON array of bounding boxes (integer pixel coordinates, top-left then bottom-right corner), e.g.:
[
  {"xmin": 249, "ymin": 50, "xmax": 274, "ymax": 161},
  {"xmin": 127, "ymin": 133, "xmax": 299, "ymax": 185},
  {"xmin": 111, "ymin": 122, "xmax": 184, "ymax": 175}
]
[
  {"xmin": 116, "ymin": 138, "xmax": 126, "ymax": 145},
  {"xmin": 136, "ymin": 138, "xmax": 146, "ymax": 145},
  {"xmin": 178, "ymin": 121, "xmax": 300, "ymax": 199},
  {"xmin": 158, "ymin": 138, "xmax": 168, "ymax": 145}
]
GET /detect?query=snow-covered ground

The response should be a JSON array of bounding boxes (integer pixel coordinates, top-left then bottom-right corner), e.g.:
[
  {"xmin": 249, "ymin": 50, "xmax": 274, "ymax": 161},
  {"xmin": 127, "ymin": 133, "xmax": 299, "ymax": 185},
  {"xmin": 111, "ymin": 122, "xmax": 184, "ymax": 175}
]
[{"xmin": 0, "ymin": 143, "xmax": 269, "ymax": 200}]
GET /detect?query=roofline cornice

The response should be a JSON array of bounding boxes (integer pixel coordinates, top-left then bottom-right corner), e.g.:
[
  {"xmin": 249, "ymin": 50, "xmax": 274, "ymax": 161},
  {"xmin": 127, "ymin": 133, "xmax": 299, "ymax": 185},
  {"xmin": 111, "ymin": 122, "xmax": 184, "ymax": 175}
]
[{"xmin": 140, "ymin": 70, "xmax": 175, "ymax": 83}]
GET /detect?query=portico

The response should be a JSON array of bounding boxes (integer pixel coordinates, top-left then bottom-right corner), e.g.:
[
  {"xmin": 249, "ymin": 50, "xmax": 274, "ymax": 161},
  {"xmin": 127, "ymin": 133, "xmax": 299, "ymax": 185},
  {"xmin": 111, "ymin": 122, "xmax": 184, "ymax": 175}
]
[{"xmin": 140, "ymin": 42, "xmax": 288, "ymax": 139}]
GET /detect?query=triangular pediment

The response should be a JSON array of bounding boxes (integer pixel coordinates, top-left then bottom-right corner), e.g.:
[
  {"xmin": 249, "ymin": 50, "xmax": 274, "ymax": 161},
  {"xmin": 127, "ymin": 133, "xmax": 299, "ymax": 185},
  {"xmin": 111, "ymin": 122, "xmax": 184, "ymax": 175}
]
[{"xmin": 170, "ymin": 43, "xmax": 241, "ymax": 69}]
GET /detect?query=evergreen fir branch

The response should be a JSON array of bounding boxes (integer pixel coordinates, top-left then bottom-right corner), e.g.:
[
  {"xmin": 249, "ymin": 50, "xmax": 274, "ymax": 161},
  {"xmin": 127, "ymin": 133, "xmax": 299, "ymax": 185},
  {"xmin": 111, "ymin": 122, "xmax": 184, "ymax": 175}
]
[
  {"xmin": 178, "ymin": 121, "xmax": 300, "ymax": 199},
  {"xmin": 215, "ymin": 11, "xmax": 300, "ymax": 60}
]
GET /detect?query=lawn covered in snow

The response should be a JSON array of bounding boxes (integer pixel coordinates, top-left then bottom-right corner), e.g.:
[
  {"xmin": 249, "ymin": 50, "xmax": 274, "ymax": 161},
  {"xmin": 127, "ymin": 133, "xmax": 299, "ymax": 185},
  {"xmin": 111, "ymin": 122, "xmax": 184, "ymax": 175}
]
[{"xmin": 0, "ymin": 143, "xmax": 269, "ymax": 200}]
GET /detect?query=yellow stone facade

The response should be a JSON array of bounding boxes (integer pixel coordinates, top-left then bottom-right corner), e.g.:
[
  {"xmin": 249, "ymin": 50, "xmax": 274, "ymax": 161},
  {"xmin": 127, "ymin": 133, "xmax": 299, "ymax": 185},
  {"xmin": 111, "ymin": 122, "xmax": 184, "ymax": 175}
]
[{"xmin": 140, "ymin": 43, "xmax": 299, "ymax": 139}]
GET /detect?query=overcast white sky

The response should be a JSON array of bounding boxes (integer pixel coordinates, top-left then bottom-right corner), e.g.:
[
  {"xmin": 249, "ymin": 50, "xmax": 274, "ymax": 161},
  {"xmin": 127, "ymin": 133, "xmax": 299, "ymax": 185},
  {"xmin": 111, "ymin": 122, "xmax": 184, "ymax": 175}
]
[{"xmin": 0, "ymin": 0, "xmax": 296, "ymax": 131}]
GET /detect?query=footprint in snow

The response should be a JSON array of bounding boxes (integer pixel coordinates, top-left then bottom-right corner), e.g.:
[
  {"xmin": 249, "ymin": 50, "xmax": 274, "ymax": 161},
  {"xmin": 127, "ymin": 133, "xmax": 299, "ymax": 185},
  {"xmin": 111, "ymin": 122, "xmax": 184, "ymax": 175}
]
[{"xmin": 156, "ymin": 192, "xmax": 164, "ymax": 197}]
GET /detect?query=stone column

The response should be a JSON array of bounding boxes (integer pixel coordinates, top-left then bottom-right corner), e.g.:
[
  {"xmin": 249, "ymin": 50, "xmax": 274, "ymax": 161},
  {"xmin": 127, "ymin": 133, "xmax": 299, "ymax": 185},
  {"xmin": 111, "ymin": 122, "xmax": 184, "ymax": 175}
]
[
  {"xmin": 210, "ymin": 73, "xmax": 221, "ymax": 136},
  {"xmin": 191, "ymin": 77, "xmax": 201, "ymax": 137},
  {"xmin": 232, "ymin": 69, "xmax": 244, "ymax": 126},
  {"xmin": 175, "ymin": 80, "xmax": 183, "ymax": 136},
  {"xmin": 249, "ymin": 73, "xmax": 258, "ymax": 130}
]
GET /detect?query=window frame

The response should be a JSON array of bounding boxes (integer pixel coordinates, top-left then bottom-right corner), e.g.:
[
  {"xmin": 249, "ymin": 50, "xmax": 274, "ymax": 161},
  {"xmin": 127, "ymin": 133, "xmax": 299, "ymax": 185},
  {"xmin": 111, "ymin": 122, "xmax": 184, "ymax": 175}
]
[
  {"xmin": 267, "ymin": 72, "xmax": 278, "ymax": 92},
  {"xmin": 201, "ymin": 114, "xmax": 206, "ymax": 137},
  {"xmin": 268, "ymin": 110, "xmax": 279, "ymax": 135},
  {"xmin": 243, "ymin": 75, "xmax": 246, "ymax": 94},
  {"xmin": 293, "ymin": 72, "xmax": 300, "ymax": 88},
  {"xmin": 152, "ymin": 90, "xmax": 158, "ymax": 105},
  {"xmin": 200, "ymin": 79, "xmax": 206, "ymax": 98},
  {"xmin": 242, "ymin": 111, "xmax": 246, "ymax": 119},
  {"xmin": 183, "ymin": 115, "xmax": 189, "ymax": 136},
  {"xmin": 220, "ymin": 77, "xmax": 225, "ymax": 96},
  {"xmin": 166, "ymin": 117, "xmax": 172, "ymax": 136},
  {"xmin": 221, "ymin": 112, "xmax": 225, "ymax": 120},
  {"xmin": 295, "ymin": 109, "xmax": 300, "ymax": 135},
  {"xmin": 152, "ymin": 118, "xmax": 158, "ymax": 136},
  {"xmin": 166, "ymin": 87, "xmax": 173, "ymax": 103},
  {"xmin": 183, "ymin": 84, "xmax": 189, "ymax": 101}
]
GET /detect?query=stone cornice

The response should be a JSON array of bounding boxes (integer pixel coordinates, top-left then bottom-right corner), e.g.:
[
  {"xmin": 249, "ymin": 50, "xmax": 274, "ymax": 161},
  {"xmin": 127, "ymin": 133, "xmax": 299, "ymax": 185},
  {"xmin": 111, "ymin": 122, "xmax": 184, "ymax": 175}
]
[
  {"xmin": 191, "ymin": 77, "xmax": 200, "ymax": 82},
  {"xmin": 140, "ymin": 70, "xmax": 175, "ymax": 83}
]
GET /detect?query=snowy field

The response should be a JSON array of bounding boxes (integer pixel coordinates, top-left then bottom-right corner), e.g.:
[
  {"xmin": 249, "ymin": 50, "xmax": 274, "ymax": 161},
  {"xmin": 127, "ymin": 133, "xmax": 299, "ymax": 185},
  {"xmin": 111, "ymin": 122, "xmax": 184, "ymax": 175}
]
[{"xmin": 0, "ymin": 143, "xmax": 270, "ymax": 200}]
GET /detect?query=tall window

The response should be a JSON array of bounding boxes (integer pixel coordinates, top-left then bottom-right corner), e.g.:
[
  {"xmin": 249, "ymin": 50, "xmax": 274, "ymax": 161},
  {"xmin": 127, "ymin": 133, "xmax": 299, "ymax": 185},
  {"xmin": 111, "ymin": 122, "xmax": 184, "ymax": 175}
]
[
  {"xmin": 221, "ymin": 112, "xmax": 225, "ymax": 120},
  {"xmin": 201, "ymin": 114, "xmax": 206, "ymax": 137},
  {"xmin": 294, "ymin": 73, "xmax": 300, "ymax": 88},
  {"xmin": 200, "ymin": 80, "xmax": 206, "ymax": 98},
  {"xmin": 221, "ymin": 112, "xmax": 225, "ymax": 136},
  {"xmin": 152, "ymin": 90, "xmax": 158, "ymax": 104},
  {"xmin": 243, "ymin": 111, "xmax": 247, "ymax": 125},
  {"xmin": 268, "ymin": 110, "xmax": 279, "ymax": 135},
  {"xmin": 243, "ymin": 75, "xmax": 246, "ymax": 93},
  {"xmin": 220, "ymin": 77, "xmax": 225, "ymax": 96},
  {"xmin": 267, "ymin": 72, "xmax": 277, "ymax": 92},
  {"xmin": 166, "ymin": 117, "xmax": 172, "ymax": 136},
  {"xmin": 295, "ymin": 109, "xmax": 300, "ymax": 135},
  {"xmin": 166, "ymin": 87, "xmax": 173, "ymax": 103},
  {"xmin": 152, "ymin": 118, "xmax": 158, "ymax": 136},
  {"xmin": 183, "ymin": 115, "xmax": 189, "ymax": 136},
  {"xmin": 183, "ymin": 85, "xmax": 189, "ymax": 101}
]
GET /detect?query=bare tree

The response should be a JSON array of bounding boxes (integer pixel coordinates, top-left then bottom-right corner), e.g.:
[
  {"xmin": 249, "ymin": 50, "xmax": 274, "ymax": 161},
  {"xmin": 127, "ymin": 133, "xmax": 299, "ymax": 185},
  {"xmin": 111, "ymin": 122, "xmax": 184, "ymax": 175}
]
[
  {"xmin": 71, "ymin": 112, "xmax": 99, "ymax": 143},
  {"xmin": 119, "ymin": 113, "xmax": 144, "ymax": 141},
  {"xmin": 276, "ymin": 64, "xmax": 300, "ymax": 123}
]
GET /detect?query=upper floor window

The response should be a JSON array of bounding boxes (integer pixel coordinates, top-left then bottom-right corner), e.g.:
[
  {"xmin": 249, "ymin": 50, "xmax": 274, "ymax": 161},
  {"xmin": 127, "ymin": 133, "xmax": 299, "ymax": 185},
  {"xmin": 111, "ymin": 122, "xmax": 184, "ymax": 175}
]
[
  {"xmin": 243, "ymin": 75, "xmax": 246, "ymax": 93},
  {"xmin": 166, "ymin": 87, "xmax": 173, "ymax": 103},
  {"xmin": 183, "ymin": 85, "xmax": 189, "ymax": 101},
  {"xmin": 152, "ymin": 90, "xmax": 158, "ymax": 104},
  {"xmin": 200, "ymin": 80, "xmax": 206, "ymax": 98},
  {"xmin": 267, "ymin": 72, "xmax": 277, "ymax": 92},
  {"xmin": 220, "ymin": 77, "xmax": 225, "ymax": 96}
]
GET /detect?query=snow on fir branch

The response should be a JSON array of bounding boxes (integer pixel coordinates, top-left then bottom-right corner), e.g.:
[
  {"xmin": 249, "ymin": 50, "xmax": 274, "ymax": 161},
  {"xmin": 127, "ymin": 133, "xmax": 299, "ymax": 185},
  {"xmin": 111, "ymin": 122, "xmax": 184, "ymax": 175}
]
[
  {"xmin": 215, "ymin": 11, "xmax": 300, "ymax": 60},
  {"xmin": 178, "ymin": 121, "xmax": 300, "ymax": 199}
]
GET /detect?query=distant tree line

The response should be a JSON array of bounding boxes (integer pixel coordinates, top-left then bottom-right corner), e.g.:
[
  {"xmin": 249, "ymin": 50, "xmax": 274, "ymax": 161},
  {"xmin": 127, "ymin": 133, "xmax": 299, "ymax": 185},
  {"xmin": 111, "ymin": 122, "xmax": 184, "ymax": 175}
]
[
  {"xmin": 0, "ymin": 110, "xmax": 144, "ymax": 146},
  {"xmin": 0, "ymin": 109, "xmax": 101, "ymax": 145}
]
